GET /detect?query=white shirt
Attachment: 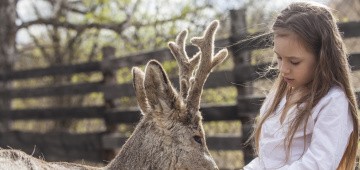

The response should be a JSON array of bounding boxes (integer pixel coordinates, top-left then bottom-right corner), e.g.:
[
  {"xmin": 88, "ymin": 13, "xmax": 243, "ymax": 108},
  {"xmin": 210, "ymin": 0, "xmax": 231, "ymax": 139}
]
[{"xmin": 244, "ymin": 86, "xmax": 353, "ymax": 170}]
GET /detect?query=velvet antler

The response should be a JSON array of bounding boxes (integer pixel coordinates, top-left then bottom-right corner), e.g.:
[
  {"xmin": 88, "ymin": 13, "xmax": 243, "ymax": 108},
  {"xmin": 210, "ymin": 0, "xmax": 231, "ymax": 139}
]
[{"xmin": 168, "ymin": 20, "xmax": 228, "ymax": 114}]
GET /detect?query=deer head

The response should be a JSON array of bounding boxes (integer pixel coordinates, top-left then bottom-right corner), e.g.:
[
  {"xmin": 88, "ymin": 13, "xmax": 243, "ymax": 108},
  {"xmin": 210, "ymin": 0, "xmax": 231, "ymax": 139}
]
[{"xmin": 106, "ymin": 20, "xmax": 228, "ymax": 169}]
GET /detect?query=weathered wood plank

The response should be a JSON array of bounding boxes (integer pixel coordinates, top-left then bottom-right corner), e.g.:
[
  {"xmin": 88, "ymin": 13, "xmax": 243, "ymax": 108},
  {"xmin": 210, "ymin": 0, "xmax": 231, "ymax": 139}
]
[
  {"xmin": 338, "ymin": 21, "xmax": 360, "ymax": 38},
  {"xmin": 349, "ymin": 53, "xmax": 360, "ymax": 70},
  {"xmin": 0, "ymin": 38, "xmax": 229, "ymax": 81},
  {"xmin": 104, "ymin": 70, "xmax": 234, "ymax": 100},
  {"xmin": 0, "ymin": 106, "xmax": 105, "ymax": 120},
  {"xmin": 0, "ymin": 62, "xmax": 101, "ymax": 81},
  {"xmin": 0, "ymin": 69, "xmax": 233, "ymax": 99},
  {"xmin": 0, "ymin": 131, "xmax": 103, "ymax": 162},
  {"xmin": 0, "ymin": 105, "xmax": 251, "ymax": 122},
  {"xmin": 2, "ymin": 89, "xmax": 360, "ymax": 121},
  {"xmin": 0, "ymin": 82, "xmax": 103, "ymax": 99},
  {"xmin": 200, "ymin": 105, "xmax": 238, "ymax": 121},
  {"xmin": 234, "ymin": 53, "xmax": 360, "ymax": 84},
  {"xmin": 104, "ymin": 109, "xmax": 141, "ymax": 124},
  {"xmin": 4, "ymin": 52, "xmax": 358, "ymax": 100},
  {"xmin": 206, "ymin": 135, "xmax": 242, "ymax": 150},
  {"xmin": 237, "ymin": 96, "xmax": 264, "ymax": 116}
]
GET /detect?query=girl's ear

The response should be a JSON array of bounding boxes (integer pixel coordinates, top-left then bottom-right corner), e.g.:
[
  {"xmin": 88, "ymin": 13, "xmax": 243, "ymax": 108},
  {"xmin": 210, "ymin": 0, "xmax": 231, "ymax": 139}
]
[
  {"xmin": 143, "ymin": 60, "xmax": 182, "ymax": 113},
  {"xmin": 132, "ymin": 67, "xmax": 148, "ymax": 114}
]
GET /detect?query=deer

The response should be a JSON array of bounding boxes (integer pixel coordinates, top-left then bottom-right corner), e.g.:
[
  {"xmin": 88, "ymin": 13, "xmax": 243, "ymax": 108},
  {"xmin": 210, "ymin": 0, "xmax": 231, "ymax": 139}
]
[{"xmin": 0, "ymin": 20, "xmax": 228, "ymax": 170}]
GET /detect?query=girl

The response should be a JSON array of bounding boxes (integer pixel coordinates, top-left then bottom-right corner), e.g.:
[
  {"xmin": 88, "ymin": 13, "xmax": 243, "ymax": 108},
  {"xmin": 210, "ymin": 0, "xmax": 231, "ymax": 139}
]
[{"xmin": 244, "ymin": 2, "xmax": 359, "ymax": 170}]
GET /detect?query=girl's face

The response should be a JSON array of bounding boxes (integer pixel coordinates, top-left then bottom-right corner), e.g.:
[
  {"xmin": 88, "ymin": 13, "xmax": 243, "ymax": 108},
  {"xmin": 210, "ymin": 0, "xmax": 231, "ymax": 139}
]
[{"xmin": 273, "ymin": 29, "xmax": 317, "ymax": 90}]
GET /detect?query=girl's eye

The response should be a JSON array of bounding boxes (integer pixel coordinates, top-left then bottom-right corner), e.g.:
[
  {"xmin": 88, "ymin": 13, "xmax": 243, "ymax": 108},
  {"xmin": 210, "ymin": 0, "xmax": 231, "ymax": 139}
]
[
  {"xmin": 291, "ymin": 61, "xmax": 300, "ymax": 65},
  {"xmin": 193, "ymin": 135, "xmax": 202, "ymax": 145}
]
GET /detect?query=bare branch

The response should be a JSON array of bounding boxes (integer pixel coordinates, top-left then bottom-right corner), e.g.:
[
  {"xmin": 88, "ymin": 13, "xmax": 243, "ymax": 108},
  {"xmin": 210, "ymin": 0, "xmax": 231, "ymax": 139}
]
[
  {"xmin": 66, "ymin": 29, "xmax": 85, "ymax": 62},
  {"xmin": 132, "ymin": 5, "xmax": 210, "ymax": 28},
  {"xmin": 26, "ymin": 28, "xmax": 52, "ymax": 64},
  {"xmin": 52, "ymin": 0, "xmax": 65, "ymax": 18},
  {"xmin": 88, "ymin": 39, "xmax": 99, "ymax": 61},
  {"xmin": 18, "ymin": 18, "xmax": 130, "ymax": 34},
  {"xmin": 63, "ymin": 2, "xmax": 97, "ymax": 15}
]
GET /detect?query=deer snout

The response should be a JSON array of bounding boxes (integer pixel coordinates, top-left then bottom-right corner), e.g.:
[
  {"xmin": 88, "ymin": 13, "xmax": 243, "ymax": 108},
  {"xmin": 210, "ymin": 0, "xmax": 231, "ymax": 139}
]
[
  {"xmin": 210, "ymin": 159, "xmax": 219, "ymax": 170},
  {"xmin": 203, "ymin": 152, "xmax": 219, "ymax": 170}
]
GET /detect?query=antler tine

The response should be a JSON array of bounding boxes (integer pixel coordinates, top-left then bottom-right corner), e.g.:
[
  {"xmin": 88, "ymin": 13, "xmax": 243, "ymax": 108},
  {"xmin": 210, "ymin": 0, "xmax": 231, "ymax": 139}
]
[
  {"xmin": 168, "ymin": 30, "xmax": 200, "ymax": 99},
  {"xmin": 187, "ymin": 20, "xmax": 228, "ymax": 113}
]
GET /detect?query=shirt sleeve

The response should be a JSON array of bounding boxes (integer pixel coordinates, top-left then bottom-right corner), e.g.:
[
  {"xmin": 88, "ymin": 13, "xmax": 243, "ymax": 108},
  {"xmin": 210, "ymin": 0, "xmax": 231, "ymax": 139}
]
[{"xmin": 276, "ymin": 91, "xmax": 353, "ymax": 170}]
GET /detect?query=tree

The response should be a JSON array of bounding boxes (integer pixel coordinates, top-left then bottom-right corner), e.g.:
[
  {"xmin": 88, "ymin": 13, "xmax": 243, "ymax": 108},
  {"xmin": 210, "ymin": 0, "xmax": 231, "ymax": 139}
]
[
  {"xmin": 0, "ymin": 0, "xmax": 17, "ymax": 131},
  {"xmin": 5, "ymin": 0, "xmax": 228, "ymax": 132}
]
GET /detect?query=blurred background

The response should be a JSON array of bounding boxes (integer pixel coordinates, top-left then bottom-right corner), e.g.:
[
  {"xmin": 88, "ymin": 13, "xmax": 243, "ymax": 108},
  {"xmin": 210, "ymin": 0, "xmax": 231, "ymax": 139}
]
[{"xmin": 0, "ymin": 0, "xmax": 359, "ymax": 169}]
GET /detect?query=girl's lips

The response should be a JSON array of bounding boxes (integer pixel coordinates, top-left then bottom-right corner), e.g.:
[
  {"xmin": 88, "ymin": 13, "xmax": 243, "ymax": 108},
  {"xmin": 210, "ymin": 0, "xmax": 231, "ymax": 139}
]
[{"xmin": 283, "ymin": 77, "xmax": 294, "ymax": 83}]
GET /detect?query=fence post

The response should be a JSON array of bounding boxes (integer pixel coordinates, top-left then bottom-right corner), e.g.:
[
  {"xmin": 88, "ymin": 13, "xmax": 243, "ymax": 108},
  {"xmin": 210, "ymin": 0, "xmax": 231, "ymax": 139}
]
[
  {"xmin": 230, "ymin": 8, "xmax": 255, "ymax": 165},
  {"xmin": 0, "ymin": 1, "xmax": 16, "ymax": 132},
  {"xmin": 0, "ymin": 75, "xmax": 11, "ymax": 132},
  {"xmin": 101, "ymin": 46, "xmax": 117, "ymax": 161}
]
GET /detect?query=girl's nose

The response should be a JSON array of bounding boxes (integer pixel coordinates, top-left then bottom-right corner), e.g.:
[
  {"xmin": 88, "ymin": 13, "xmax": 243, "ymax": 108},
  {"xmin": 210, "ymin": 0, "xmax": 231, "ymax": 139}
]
[{"xmin": 279, "ymin": 63, "xmax": 290, "ymax": 74}]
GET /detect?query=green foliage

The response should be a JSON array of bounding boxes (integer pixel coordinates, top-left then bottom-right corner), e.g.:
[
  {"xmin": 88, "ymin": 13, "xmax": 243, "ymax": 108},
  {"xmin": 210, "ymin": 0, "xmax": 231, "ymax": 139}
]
[
  {"xmin": 250, "ymin": 48, "xmax": 274, "ymax": 65},
  {"xmin": 69, "ymin": 119, "xmax": 106, "ymax": 133},
  {"xmin": 12, "ymin": 120, "xmax": 55, "ymax": 133},
  {"xmin": 71, "ymin": 73, "xmax": 102, "ymax": 83},
  {"xmin": 83, "ymin": 92, "xmax": 104, "ymax": 106},
  {"xmin": 117, "ymin": 123, "xmax": 136, "ymax": 136},
  {"xmin": 202, "ymin": 87, "xmax": 237, "ymax": 105},
  {"xmin": 117, "ymin": 96, "xmax": 137, "ymax": 109},
  {"xmin": 212, "ymin": 55, "xmax": 233, "ymax": 71},
  {"xmin": 161, "ymin": 60, "xmax": 178, "ymax": 75},
  {"xmin": 204, "ymin": 121, "xmax": 241, "ymax": 136},
  {"xmin": 116, "ymin": 67, "xmax": 132, "ymax": 84},
  {"xmin": 210, "ymin": 150, "xmax": 243, "ymax": 169}
]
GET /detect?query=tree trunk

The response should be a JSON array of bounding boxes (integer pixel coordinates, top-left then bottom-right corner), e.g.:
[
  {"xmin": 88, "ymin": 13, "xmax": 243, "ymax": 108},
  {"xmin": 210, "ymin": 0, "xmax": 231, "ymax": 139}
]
[{"xmin": 0, "ymin": 0, "xmax": 17, "ymax": 132}]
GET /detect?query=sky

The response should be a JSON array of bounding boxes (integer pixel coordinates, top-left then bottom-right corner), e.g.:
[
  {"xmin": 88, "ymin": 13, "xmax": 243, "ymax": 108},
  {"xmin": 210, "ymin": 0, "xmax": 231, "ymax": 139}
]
[{"xmin": 15, "ymin": 0, "xmax": 330, "ymax": 44}]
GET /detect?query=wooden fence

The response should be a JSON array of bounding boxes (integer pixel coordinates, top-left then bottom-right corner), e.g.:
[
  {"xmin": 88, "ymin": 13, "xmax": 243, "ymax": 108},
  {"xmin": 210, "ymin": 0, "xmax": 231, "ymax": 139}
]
[{"xmin": 0, "ymin": 8, "xmax": 360, "ymax": 167}]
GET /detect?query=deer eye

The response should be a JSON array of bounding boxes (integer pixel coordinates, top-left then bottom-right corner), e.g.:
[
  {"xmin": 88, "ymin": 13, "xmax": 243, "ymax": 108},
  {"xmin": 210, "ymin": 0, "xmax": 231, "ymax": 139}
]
[{"xmin": 193, "ymin": 135, "xmax": 202, "ymax": 145}]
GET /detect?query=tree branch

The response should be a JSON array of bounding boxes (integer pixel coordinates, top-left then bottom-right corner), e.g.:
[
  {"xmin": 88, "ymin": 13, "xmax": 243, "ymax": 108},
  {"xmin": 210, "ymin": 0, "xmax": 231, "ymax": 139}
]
[{"xmin": 18, "ymin": 19, "xmax": 130, "ymax": 34}]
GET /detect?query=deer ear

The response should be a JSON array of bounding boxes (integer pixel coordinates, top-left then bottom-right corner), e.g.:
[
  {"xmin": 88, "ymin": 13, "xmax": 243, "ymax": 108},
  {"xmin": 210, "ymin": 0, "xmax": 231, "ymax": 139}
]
[
  {"xmin": 132, "ymin": 67, "xmax": 148, "ymax": 114},
  {"xmin": 144, "ymin": 60, "xmax": 182, "ymax": 113}
]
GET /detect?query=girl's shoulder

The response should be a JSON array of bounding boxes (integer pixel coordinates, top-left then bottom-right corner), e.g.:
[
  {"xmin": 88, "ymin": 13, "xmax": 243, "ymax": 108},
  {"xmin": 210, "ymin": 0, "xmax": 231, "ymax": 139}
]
[
  {"xmin": 320, "ymin": 85, "xmax": 347, "ymax": 103},
  {"xmin": 312, "ymin": 85, "xmax": 349, "ymax": 120}
]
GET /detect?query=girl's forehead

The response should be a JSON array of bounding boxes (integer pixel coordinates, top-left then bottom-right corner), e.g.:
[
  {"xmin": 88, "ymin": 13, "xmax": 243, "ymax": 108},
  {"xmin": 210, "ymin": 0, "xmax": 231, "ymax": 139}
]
[
  {"xmin": 273, "ymin": 33, "xmax": 310, "ymax": 58},
  {"xmin": 274, "ymin": 28, "xmax": 294, "ymax": 37}
]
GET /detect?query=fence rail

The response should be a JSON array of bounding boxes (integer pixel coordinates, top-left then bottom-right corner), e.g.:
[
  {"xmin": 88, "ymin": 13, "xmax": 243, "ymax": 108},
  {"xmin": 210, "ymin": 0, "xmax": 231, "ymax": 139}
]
[
  {"xmin": 0, "ymin": 8, "xmax": 359, "ymax": 166},
  {"xmin": 2, "ymin": 53, "xmax": 360, "ymax": 100}
]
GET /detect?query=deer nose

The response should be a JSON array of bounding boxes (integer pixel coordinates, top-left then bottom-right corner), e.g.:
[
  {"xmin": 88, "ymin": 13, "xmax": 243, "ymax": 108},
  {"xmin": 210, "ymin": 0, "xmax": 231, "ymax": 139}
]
[
  {"xmin": 206, "ymin": 155, "xmax": 218, "ymax": 170},
  {"xmin": 211, "ymin": 158, "xmax": 218, "ymax": 170}
]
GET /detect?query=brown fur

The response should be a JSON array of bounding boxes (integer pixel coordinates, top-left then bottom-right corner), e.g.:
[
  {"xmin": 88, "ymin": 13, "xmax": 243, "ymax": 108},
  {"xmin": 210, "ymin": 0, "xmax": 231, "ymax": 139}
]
[{"xmin": 0, "ymin": 20, "xmax": 228, "ymax": 170}]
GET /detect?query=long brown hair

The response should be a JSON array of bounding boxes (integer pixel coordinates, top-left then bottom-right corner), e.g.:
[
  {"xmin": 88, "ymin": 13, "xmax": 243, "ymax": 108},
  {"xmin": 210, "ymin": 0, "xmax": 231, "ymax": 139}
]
[{"xmin": 251, "ymin": 2, "xmax": 359, "ymax": 169}]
